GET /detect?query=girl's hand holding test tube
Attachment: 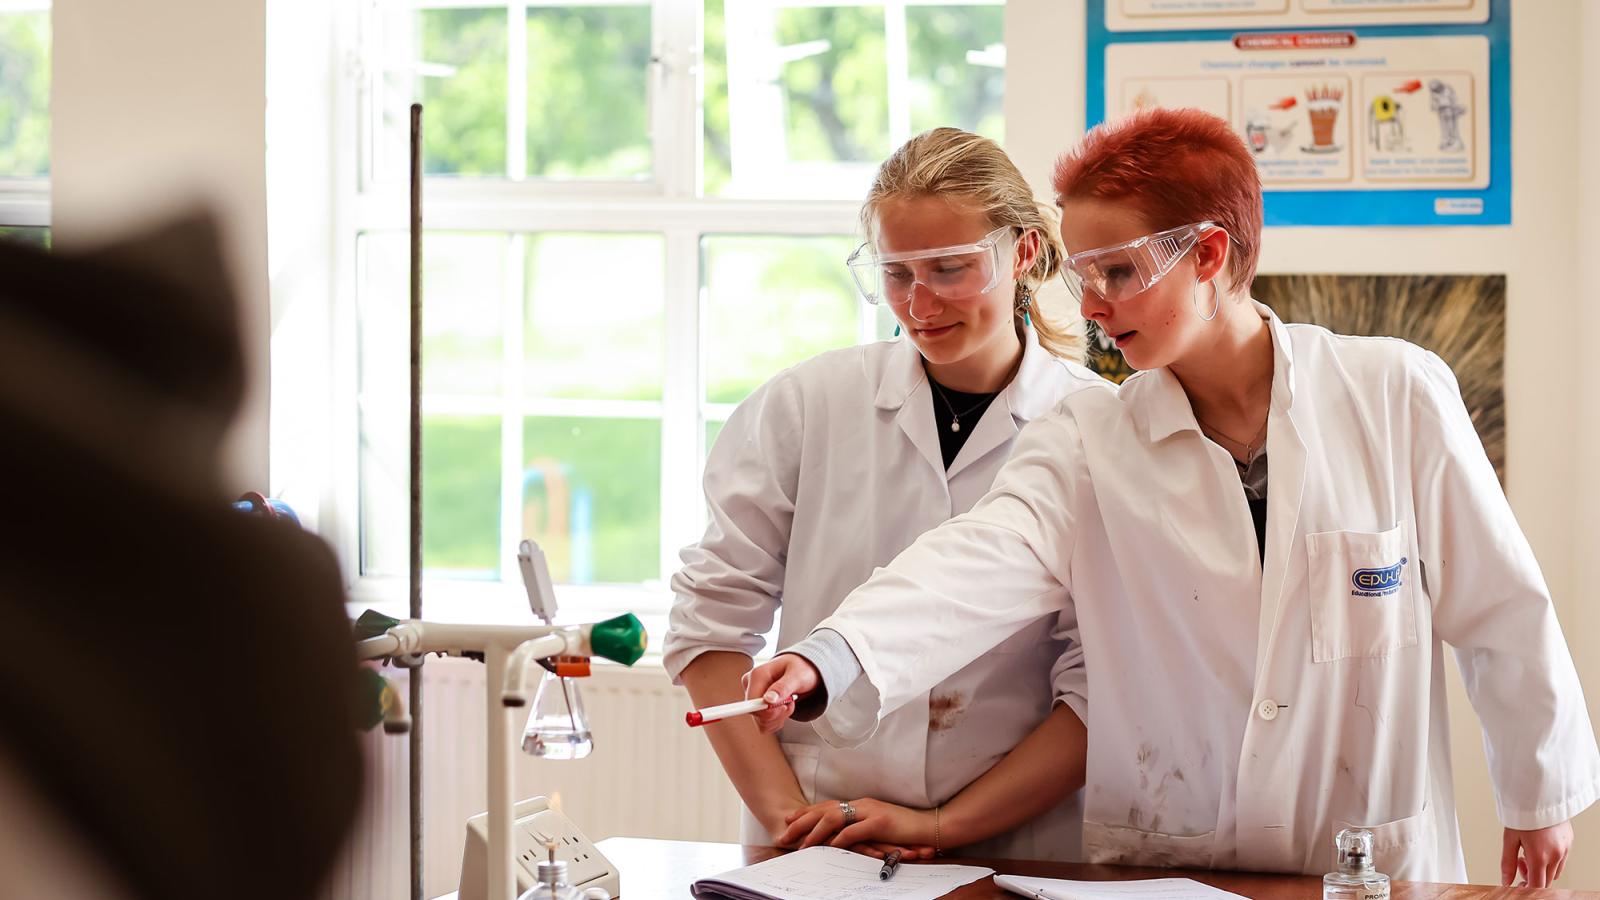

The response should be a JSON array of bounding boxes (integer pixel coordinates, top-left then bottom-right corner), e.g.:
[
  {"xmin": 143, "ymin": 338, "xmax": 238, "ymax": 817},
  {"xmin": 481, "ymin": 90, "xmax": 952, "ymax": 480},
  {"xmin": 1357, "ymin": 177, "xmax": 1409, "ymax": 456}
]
[
  {"xmin": 744, "ymin": 654, "xmax": 820, "ymax": 733},
  {"xmin": 685, "ymin": 694, "xmax": 797, "ymax": 727}
]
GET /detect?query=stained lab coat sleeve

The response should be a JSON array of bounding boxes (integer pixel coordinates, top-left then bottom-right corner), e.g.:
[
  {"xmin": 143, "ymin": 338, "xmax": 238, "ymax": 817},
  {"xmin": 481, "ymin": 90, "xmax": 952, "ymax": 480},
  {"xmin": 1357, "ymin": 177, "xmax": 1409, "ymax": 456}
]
[
  {"xmin": 1049, "ymin": 606, "xmax": 1089, "ymax": 726},
  {"xmin": 1410, "ymin": 350, "xmax": 1600, "ymax": 830},
  {"xmin": 663, "ymin": 374, "xmax": 804, "ymax": 683},
  {"xmin": 809, "ymin": 412, "xmax": 1081, "ymax": 749}
]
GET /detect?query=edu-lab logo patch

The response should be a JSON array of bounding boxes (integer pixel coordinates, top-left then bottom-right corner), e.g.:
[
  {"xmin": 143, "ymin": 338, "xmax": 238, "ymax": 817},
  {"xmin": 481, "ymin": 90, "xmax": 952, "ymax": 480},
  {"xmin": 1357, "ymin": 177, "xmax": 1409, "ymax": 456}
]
[{"xmin": 1351, "ymin": 559, "xmax": 1407, "ymax": 598}]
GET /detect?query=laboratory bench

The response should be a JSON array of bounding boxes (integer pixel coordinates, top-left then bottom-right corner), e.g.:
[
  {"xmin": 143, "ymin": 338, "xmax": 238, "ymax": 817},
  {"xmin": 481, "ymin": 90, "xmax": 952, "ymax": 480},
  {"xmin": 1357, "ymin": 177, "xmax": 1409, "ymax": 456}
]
[{"xmin": 439, "ymin": 836, "xmax": 1599, "ymax": 900}]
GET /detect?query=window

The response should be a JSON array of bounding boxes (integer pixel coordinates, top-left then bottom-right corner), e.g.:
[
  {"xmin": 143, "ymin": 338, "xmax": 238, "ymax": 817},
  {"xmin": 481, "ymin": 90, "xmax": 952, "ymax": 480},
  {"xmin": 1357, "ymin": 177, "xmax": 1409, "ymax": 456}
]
[
  {"xmin": 341, "ymin": 0, "xmax": 1005, "ymax": 628},
  {"xmin": 700, "ymin": 233, "xmax": 896, "ymax": 433},
  {"xmin": 368, "ymin": 3, "xmax": 656, "ymax": 184},
  {"xmin": 0, "ymin": 0, "xmax": 51, "ymax": 240},
  {"xmin": 706, "ymin": 0, "xmax": 1004, "ymax": 197}
]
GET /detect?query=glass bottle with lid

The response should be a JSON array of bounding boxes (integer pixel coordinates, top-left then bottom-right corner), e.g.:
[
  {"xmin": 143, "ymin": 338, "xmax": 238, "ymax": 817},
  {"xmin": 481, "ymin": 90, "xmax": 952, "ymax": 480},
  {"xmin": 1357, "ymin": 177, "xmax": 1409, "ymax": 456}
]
[{"xmin": 1324, "ymin": 828, "xmax": 1391, "ymax": 900}]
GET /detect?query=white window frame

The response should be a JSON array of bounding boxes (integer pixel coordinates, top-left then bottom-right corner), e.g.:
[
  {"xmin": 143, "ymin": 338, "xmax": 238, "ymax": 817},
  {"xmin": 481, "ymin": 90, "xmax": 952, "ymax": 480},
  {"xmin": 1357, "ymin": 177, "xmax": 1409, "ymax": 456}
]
[
  {"xmin": 0, "ymin": 182, "xmax": 48, "ymax": 229},
  {"xmin": 0, "ymin": 0, "xmax": 51, "ymax": 233},
  {"xmin": 332, "ymin": 0, "xmax": 1000, "ymax": 625}
]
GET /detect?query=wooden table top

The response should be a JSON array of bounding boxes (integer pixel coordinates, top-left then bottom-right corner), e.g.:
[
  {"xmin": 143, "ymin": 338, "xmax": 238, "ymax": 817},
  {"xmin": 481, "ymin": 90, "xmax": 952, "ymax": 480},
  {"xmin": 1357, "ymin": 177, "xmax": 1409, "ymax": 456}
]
[{"xmin": 595, "ymin": 837, "xmax": 1596, "ymax": 900}]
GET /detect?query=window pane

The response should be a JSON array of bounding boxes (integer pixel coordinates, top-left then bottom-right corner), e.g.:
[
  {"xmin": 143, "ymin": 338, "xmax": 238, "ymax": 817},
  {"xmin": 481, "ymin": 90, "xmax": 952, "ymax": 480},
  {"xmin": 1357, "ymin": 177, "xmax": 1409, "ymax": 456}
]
[
  {"xmin": 0, "ymin": 9, "xmax": 49, "ymax": 179},
  {"xmin": 705, "ymin": 1, "xmax": 1006, "ymax": 198},
  {"xmin": 358, "ymin": 232, "xmax": 506, "ymax": 581},
  {"xmin": 526, "ymin": 5, "xmax": 652, "ymax": 180},
  {"xmin": 774, "ymin": 6, "xmax": 888, "ymax": 166},
  {"xmin": 704, "ymin": 418, "xmax": 726, "ymax": 459},
  {"xmin": 362, "ymin": 414, "xmax": 501, "ymax": 578},
  {"xmin": 525, "ymin": 233, "xmax": 664, "ymax": 400},
  {"xmin": 424, "ymin": 415, "xmax": 502, "ymax": 573},
  {"xmin": 523, "ymin": 416, "xmax": 660, "ymax": 585},
  {"xmin": 708, "ymin": 3, "xmax": 884, "ymax": 198},
  {"xmin": 702, "ymin": 0, "xmax": 731, "ymax": 193},
  {"xmin": 702, "ymin": 235, "xmax": 859, "ymax": 405},
  {"xmin": 0, "ymin": 226, "xmax": 49, "ymax": 248},
  {"xmin": 378, "ymin": 6, "xmax": 507, "ymax": 179},
  {"xmin": 361, "ymin": 232, "xmax": 505, "ymax": 397},
  {"xmin": 907, "ymin": 5, "xmax": 1004, "ymax": 140}
]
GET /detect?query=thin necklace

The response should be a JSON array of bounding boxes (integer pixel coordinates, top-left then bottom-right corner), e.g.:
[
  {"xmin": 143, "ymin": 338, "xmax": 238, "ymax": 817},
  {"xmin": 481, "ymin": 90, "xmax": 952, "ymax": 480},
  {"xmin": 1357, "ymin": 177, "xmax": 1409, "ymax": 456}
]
[
  {"xmin": 928, "ymin": 377, "xmax": 995, "ymax": 433},
  {"xmin": 1196, "ymin": 412, "xmax": 1268, "ymax": 460}
]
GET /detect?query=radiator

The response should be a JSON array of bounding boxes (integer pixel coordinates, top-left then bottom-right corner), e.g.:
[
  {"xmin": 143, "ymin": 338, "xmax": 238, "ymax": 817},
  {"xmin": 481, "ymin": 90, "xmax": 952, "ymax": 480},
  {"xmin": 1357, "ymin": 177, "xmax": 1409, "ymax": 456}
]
[{"xmin": 320, "ymin": 658, "xmax": 742, "ymax": 899}]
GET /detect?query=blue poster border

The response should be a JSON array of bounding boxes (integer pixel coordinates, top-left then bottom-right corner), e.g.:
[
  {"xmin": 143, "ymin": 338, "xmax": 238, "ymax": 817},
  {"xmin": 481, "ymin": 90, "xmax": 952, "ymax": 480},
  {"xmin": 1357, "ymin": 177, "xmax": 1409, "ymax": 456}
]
[{"xmin": 1084, "ymin": 0, "xmax": 1511, "ymax": 226}]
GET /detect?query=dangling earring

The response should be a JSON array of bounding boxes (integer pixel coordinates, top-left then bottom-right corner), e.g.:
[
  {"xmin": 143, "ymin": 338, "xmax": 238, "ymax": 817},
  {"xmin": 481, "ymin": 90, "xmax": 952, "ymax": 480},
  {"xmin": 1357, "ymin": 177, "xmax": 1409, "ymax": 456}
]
[
  {"xmin": 1194, "ymin": 279, "xmax": 1219, "ymax": 321},
  {"xmin": 1018, "ymin": 288, "xmax": 1034, "ymax": 329},
  {"xmin": 893, "ymin": 323, "xmax": 902, "ymax": 337}
]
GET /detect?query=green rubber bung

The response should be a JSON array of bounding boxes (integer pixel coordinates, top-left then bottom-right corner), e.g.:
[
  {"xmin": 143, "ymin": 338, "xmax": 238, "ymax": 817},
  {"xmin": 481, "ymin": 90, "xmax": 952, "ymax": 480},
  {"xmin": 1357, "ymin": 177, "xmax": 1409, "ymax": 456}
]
[
  {"xmin": 353, "ymin": 608, "xmax": 402, "ymax": 640},
  {"xmin": 590, "ymin": 613, "xmax": 648, "ymax": 666}
]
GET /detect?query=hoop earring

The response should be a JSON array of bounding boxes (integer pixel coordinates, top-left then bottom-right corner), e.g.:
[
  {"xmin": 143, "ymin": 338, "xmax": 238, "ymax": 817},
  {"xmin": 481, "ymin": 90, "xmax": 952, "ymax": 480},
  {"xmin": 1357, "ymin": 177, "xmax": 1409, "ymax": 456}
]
[{"xmin": 1194, "ymin": 279, "xmax": 1219, "ymax": 321}]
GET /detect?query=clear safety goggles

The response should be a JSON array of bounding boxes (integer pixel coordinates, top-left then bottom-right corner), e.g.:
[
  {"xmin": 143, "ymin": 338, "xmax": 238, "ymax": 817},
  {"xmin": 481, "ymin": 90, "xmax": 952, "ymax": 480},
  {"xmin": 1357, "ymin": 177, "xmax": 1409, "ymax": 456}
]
[
  {"xmin": 846, "ymin": 226, "xmax": 1015, "ymax": 306},
  {"xmin": 1061, "ymin": 221, "xmax": 1216, "ymax": 304}
]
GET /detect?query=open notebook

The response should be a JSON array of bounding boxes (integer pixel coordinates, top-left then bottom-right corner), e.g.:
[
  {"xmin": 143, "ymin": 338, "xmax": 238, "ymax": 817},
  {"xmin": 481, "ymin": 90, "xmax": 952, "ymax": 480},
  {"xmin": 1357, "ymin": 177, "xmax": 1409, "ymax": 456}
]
[
  {"xmin": 994, "ymin": 875, "xmax": 1252, "ymax": 900},
  {"xmin": 691, "ymin": 846, "xmax": 993, "ymax": 900}
]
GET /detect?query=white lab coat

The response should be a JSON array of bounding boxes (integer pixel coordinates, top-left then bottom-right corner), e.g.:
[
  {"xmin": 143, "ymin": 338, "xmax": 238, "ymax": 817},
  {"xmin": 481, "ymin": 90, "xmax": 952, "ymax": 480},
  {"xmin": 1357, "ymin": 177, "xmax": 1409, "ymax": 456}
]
[
  {"xmin": 810, "ymin": 303, "xmax": 1600, "ymax": 882},
  {"xmin": 664, "ymin": 326, "xmax": 1110, "ymax": 860}
]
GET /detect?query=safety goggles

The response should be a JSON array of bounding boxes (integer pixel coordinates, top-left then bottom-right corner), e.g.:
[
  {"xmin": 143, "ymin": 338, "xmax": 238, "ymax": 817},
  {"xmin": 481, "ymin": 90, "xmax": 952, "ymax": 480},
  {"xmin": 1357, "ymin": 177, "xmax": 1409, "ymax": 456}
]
[
  {"xmin": 1061, "ymin": 221, "xmax": 1216, "ymax": 304},
  {"xmin": 846, "ymin": 226, "xmax": 1015, "ymax": 306}
]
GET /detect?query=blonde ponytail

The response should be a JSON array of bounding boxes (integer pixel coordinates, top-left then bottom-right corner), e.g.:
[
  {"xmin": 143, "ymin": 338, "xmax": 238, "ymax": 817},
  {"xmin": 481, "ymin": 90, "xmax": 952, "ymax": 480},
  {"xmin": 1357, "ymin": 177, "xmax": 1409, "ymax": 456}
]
[{"xmin": 1021, "ymin": 201, "xmax": 1085, "ymax": 363}]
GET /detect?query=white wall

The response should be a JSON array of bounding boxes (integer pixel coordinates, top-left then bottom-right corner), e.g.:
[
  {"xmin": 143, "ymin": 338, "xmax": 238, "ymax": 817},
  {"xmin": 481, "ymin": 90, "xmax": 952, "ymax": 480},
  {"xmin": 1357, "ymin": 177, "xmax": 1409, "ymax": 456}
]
[
  {"xmin": 1007, "ymin": 0, "xmax": 1598, "ymax": 887},
  {"xmin": 1574, "ymin": 0, "xmax": 1600, "ymax": 886},
  {"xmin": 50, "ymin": 0, "xmax": 270, "ymax": 490}
]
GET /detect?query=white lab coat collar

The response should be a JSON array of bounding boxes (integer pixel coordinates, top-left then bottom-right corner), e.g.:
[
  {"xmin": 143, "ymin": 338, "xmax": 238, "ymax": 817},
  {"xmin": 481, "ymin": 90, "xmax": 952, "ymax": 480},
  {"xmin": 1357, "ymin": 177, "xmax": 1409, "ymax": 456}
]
[
  {"xmin": 874, "ymin": 325, "xmax": 1061, "ymax": 483},
  {"xmin": 872, "ymin": 324, "xmax": 1059, "ymax": 423},
  {"xmin": 871, "ymin": 334, "xmax": 929, "ymax": 412},
  {"xmin": 1260, "ymin": 300, "xmax": 1300, "ymax": 423},
  {"xmin": 1121, "ymin": 299, "xmax": 1297, "ymax": 444}
]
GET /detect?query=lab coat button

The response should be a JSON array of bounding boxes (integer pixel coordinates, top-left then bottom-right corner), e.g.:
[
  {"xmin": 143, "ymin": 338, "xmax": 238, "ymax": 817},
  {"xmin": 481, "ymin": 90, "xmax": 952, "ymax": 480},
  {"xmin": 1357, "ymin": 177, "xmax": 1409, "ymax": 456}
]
[{"xmin": 1257, "ymin": 700, "xmax": 1280, "ymax": 721}]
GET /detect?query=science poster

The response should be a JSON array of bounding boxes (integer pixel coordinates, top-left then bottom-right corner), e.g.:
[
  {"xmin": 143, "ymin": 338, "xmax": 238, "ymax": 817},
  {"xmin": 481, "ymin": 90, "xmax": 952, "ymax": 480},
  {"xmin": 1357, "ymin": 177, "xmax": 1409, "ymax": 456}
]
[{"xmin": 1086, "ymin": 0, "xmax": 1510, "ymax": 225}]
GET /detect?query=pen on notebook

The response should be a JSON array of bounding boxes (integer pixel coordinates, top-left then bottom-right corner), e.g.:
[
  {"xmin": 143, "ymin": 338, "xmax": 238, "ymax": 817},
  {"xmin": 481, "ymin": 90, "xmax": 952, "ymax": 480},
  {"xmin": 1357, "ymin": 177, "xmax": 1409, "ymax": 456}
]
[
  {"xmin": 878, "ymin": 849, "xmax": 903, "ymax": 880},
  {"xmin": 685, "ymin": 695, "xmax": 796, "ymax": 727}
]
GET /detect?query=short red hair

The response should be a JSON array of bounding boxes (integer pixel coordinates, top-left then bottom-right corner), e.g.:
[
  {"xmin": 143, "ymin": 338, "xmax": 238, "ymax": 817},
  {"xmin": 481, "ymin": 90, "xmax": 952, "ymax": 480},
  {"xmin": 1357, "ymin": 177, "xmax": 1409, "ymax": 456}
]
[{"xmin": 1052, "ymin": 108, "xmax": 1263, "ymax": 290}]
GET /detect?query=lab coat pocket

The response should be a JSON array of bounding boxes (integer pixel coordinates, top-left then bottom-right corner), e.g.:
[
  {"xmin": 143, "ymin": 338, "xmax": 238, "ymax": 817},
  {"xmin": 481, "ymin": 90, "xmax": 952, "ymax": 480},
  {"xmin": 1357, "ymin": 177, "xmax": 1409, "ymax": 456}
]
[
  {"xmin": 1307, "ymin": 525, "xmax": 1419, "ymax": 663},
  {"xmin": 1082, "ymin": 822, "xmax": 1215, "ymax": 869},
  {"xmin": 779, "ymin": 742, "xmax": 822, "ymax": 803},
  {"xmin": 1334, "ymin": 811, "xmax": 1430, "ymax": 881}
]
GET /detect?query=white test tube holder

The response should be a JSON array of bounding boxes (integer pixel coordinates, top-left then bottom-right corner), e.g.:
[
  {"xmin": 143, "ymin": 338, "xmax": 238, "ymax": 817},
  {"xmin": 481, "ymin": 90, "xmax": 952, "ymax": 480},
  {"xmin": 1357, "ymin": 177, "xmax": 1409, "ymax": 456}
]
[{"xmin": 359, "ymin": 622, "xmax": 581, "ymax": 900}]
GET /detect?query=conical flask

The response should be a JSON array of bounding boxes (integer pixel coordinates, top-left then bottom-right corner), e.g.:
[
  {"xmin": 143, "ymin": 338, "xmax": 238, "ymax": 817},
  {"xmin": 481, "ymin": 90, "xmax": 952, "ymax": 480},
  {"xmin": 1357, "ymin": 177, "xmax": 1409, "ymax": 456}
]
[{"xmin": 521, "ymin": 668, "xmax": 593, "ymax": 759}]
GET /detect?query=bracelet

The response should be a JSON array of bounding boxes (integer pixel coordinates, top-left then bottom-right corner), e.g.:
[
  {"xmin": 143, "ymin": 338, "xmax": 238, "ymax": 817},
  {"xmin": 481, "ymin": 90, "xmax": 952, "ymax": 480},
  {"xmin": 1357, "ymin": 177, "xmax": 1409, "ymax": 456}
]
[{"xmin": 934, "ymin": 805, "xmax": 942, "ymax": 856}]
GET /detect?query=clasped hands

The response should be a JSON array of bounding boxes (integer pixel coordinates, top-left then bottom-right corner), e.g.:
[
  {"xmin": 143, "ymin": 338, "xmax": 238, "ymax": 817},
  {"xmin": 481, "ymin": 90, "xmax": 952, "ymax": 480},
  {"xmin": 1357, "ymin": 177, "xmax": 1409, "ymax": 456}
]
[{"xmin": 772, "ymin": 797, "xmax": 939, "ymax": 860}]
